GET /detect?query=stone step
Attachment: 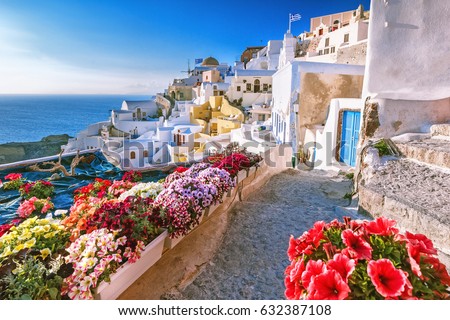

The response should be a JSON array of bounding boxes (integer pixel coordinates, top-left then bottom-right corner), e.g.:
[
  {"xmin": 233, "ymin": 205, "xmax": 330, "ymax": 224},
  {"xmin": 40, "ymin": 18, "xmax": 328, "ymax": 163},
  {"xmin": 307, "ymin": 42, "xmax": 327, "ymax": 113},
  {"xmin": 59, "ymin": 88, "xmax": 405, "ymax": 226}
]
[
  {"xmin": 359, "ymin": 158, "xmax": 450, "ymax": 259},
  {"xmin": 394, "ymin": 138, "xmax": 450, "ymax": 169},
  {"xmin": 431, "ymin": 123, "xmax": 450, "ymax": 137}
]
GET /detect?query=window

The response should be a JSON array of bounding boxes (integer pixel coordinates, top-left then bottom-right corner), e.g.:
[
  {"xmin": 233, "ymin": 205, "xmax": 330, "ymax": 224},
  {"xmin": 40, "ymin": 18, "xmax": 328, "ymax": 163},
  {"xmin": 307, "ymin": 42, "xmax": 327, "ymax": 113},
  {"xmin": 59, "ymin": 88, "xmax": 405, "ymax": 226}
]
[
  {"xmin": 319, "ymin": 50, "xmax": 323, "ymax": 55},
  {"xmin": 143, "ymin": 112, "xmax": 146, "ymax": 117},
  {"xmin": 254, "ymin": 79, "xmax": 261, "ymax": 93},
  {"xmin": 344, "ymin": 33, "xmax": 349, "ymax": 42},
  {"xmin": 179, "ymin": 92, "xmax": 184, "ymax": 99},
  {"xmin": 219, "ymin": 91, "xmax": 224, "ymax": 95},
  {"xmin": 263, "ymin": 83, "xmax": 268, "ymax": 92},
  {"xmin": 324, "ymin": 48, "xmax": 330, "ymax": 55},
  {"xmin": 237, "ymin": 86, "xmax": 241, "ymax": 92},
  {"xmin": 331, "ymin": 46, "xmax": 335, "ymax": 53},
  {"xmin": 319, "ymin": 28, "xmax": 323, "ymax": 36},
  {"xmin": 206, "ymin": 76, "xmax": 209, "ymax": 80},
  {"xmin": 130, "ymin": 151, "xmax": 136, "ymax": 159},
  {"xmin": 325, "ymin": 38, "xmax": 330, "ymax": 47},
  {"xmin": 213, "ymin": 85, "xmax": 217, "ymax": 90},
  {"xmin": 143, "ymin": 150, "xmax": 149, "ymax": 157},
  {"xmin": 246, "ymin": 83, "xmax": 252, "ymax": 91}
]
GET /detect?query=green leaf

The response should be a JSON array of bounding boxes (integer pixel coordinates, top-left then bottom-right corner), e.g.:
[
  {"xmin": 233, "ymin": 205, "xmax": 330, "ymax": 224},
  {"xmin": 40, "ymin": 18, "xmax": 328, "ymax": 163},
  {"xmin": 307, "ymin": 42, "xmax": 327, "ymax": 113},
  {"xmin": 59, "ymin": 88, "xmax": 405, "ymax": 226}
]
[{"xmin": 48, "ymin": 287, "xmax": 58, "ymax": 300}]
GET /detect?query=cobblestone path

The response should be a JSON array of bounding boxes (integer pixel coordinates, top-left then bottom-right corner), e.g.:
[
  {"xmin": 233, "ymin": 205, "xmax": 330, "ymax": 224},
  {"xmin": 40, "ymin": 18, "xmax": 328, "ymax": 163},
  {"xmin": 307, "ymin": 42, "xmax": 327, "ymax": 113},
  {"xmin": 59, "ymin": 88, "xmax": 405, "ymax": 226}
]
[{"xmin": 177, "ymin": 169, "xmax": 363, "ymax": 299}]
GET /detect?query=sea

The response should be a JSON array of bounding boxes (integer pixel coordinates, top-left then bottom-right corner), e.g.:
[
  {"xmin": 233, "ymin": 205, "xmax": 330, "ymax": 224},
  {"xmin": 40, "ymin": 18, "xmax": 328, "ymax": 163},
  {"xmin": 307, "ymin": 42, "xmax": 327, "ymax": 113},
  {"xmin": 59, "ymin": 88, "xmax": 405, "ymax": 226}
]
[{"xmin": 0, "ymin": 94, "xmax": 153, "ymax": 144}]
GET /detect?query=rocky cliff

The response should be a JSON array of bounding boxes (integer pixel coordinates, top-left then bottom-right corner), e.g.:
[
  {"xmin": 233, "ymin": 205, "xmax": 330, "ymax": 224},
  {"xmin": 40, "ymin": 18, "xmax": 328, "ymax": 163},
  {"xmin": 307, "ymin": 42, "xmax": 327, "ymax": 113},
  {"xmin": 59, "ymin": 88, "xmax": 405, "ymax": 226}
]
[{"xmin": 0, "ymin": 134, "xmax": 70, "ymax": 165}]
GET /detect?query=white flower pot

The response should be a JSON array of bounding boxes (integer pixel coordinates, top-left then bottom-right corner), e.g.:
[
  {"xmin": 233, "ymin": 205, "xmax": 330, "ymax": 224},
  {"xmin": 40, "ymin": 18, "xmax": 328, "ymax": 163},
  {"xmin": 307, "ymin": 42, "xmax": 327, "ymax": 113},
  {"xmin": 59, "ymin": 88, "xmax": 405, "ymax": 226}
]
[
  {"xmin": 94, "ymin": 230, "xmax": 168, "ymax": 300},
  {"xmin": 237, "ymin": 170, "xmax": 247, "ymax": 183},
  {"xmin": 164, "ymin": 233, "xmax": 185, "ymax": 250}
]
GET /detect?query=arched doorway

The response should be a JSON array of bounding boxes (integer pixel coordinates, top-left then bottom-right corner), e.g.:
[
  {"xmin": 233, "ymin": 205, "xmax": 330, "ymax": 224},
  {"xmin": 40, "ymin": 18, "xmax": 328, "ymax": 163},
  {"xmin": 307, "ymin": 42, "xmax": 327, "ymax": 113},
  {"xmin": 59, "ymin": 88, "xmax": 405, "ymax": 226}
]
[{"xmin": 254, "ymin": 79, "xmax": 260, "ymax": 93}]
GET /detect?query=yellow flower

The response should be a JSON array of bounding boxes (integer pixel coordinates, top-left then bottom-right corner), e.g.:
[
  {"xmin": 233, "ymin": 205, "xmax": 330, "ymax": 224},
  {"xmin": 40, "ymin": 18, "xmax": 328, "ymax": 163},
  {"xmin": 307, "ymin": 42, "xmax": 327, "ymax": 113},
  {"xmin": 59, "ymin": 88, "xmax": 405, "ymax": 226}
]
[
  {"xmin": 23, "ymin": 238, "xmax": 36, "ymax": 249},
  {"xmin": 0, "ymin": 246, "xmax": 12, "ymax": 258},
  {"xmin": 40, "ymin": 248, "xmax": 51, "ymax": 259},
  {"xmin": 12, "ymin": 243, "xmax": 24, "ymax": 253},
  {"xmin": 31, "ymin": 226, "xmax": 45, "ymax": 234},
  {"xmin": 44, "ymin": 231, "xmax": 56, "ymax": 239},
  {"xmin": 37, "ymin": 219, "xmax": 50, "ymax": 226},
  {"xmin": 18, "ymin": 231, "xmax": 32, "ymax": 241},
  {"xmin": 42, "ymin": 225, "xmax": 51, "ymax": 232}
]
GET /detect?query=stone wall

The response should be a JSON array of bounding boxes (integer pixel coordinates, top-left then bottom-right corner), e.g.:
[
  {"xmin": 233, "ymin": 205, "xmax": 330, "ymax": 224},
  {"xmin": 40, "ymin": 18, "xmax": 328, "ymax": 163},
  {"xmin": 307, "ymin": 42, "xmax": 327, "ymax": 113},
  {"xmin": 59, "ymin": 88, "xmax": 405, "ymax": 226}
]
[
  {"xmin": 336, "ymin": 41, "xmax": 367, "ymax": 65},
  {"xmin": 298, "ymin": 72, "xmax": 364, "ymax": 142}
]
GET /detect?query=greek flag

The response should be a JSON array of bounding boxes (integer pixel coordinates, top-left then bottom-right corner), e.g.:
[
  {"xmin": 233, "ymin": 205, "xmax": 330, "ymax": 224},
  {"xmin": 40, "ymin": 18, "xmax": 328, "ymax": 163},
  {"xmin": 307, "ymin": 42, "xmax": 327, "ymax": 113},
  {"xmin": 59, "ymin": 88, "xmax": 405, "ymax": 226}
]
[
  {"xmin": 195, "ymin": 58, "xmax": 203, "ymax": 64},
  {"xmin": 290, "ymin": 13, "xmax": 301, "ymax": 22}
]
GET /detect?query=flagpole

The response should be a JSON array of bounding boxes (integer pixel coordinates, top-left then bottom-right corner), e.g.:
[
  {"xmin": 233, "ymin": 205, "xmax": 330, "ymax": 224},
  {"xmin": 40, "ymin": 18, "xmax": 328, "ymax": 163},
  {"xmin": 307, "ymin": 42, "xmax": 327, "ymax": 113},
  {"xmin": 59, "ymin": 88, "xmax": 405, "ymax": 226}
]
[{"xmin": 288, "ymin": 13, "xmax": 291, "ymax": 33}]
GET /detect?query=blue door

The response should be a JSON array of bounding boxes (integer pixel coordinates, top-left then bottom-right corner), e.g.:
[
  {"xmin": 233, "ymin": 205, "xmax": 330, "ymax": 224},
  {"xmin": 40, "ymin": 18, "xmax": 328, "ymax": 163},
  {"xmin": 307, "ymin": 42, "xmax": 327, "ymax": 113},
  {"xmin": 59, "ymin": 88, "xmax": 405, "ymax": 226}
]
[{"xmin": 340, "ymin": 111, "xmax": 361, "ymax": 167}]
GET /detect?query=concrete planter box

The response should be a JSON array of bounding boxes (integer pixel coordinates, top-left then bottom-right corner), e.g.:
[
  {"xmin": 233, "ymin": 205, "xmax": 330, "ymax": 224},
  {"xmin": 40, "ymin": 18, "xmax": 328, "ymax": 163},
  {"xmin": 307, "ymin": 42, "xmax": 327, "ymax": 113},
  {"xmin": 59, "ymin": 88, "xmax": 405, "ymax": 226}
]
[{"xmin": 94, "ymin": 230, "xmax": 168, "ymax": 300}]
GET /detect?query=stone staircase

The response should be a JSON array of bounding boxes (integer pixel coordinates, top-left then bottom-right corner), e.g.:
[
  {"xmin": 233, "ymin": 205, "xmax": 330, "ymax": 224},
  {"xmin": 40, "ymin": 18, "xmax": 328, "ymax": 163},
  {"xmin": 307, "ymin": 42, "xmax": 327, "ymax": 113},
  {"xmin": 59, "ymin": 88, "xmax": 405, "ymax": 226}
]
[{"xmin": 359, "ymin": 124, "xmax": 450, "ymax": 265}]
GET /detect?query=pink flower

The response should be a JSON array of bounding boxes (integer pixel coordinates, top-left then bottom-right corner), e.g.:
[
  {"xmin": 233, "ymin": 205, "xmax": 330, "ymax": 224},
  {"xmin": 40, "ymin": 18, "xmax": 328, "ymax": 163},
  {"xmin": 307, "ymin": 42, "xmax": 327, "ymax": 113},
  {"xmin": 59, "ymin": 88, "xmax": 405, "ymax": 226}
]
[
  {"xmin": 17, "ymin": 197, "xmax": 37, "ymax": 218},
  {"xmin": 327, "ymin": 253, "xmax": 355, "ymax": 281},
  {"xmin": 365, "ymin": 217, "xmax": 399, "ymax": 236},
  {"xmin": 307, "ymin": 270, "xmax": 350, "ymax": 300},
  {"xmin": 301, "ymin": 259, "xmax": 326, "ymax": 290},
  {"xmin": 367, "ymin": 259, "xmax": 407, "ymax": 298},
  {"xmin": 342, "ymin": 229, "xmax": 372, "ymax": 260}
]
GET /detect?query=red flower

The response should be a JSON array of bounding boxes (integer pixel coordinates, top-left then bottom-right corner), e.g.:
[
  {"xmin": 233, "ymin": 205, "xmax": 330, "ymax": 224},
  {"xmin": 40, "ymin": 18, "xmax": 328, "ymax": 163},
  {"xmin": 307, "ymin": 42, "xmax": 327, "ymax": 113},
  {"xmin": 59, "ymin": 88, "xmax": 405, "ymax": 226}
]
[
  {"xmin": 423, "ymin": 256, "xmax": 450, "ymax": 287},
  {"xmin": 403, "ymin": 232, "xmax": 437, "ymax": 278},
  {"xmin": 287, "ymin": 236, "xmax": 313, "ymax": 261},
  {"xmin": 5, "ymin": 173, "xmax": 22, "ymax": 180},
  {"xmin": 367, "ymin": 259, "xmax": 407, "ymax": 298},
  {"xmin": 342, "ymin": 229, "xmax": 372, "ymax": 260},
  {"xmin": 405, "ymin": 232, "xmax": 437, "ymax": 255},
  {"xmin": 327, "ymin": 253, "xmax": 356, "ymax": 281},
  {"xmin": 301, "ymin": 259, "xmax": 326, "ymax": 290},
  {"xmin": 365, "ymin": 217, "xmax": 399, "ymax": 236},
  {"xmin": 174, "ymin": 166, "xmax": 189, "ymax": 173},
  {"xmin": 307, "ymin": 270, "xmax": 350, "ymax": 300},
  {"xmin": 285, "ymin": 259, "xmax": 306, "ymax": 300}
]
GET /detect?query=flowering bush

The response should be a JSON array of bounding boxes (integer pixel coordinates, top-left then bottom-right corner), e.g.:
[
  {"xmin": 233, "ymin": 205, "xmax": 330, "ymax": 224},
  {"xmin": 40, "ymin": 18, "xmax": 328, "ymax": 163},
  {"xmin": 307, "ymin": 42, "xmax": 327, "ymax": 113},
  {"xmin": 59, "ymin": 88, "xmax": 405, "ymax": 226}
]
[
  {"xmin": 155, "ymin": 177, "xmax": 217, "ymax": 237},
  {"xmin": 285, "ymin": 217, "xmax": 450, "ymax": 300},
  {"xmin": 19, "ymin": 180, "xmax": 55, "ymax": 199},
  {"xmin": 62, "ymin": 228, "xmax": 130, "ymax": 300},
  {"xmin": 74, "ymin": 178, "xmax": 113, "ymax": 201},
  {"xmin": 196, "ymin": 167, "xmax": 235, "ymax": 202},
  {"xmin": 107, "ymin": 180, "xmax": 136, "ymax": 198},
  {"xmin": 122, "ymin": 170, "xmax": 143, "ymax": 183},
  {"xmin": 185, "ymin": 162, "xmax": 212, "ymax": 178},
  {"xmin": 213, "ymin": 153, "xmax": 250, "ymax": 177},
  {"xmin": 17, "ymin": 196, "xmax": 54, "ymax": 219},
  {"xmin": 2, "ymin": 173, "xmax": 25, "ymax": 190},
  {"xmin": 162, "ymin": 171, "xmax": 184, "ymax": 188},
  {"xmin": 85, "ymin": 196, "xmax": 163, "ymax": 250},
  {"xmin": 0, "ymin": 217, "xmax": 70, "ymax": 265},
  {"xmin": 61, "ymin": 197, "xmax": 111, "ymax": 241},
  {"xmin": 118, "ymin": 182, "xmax": 164, "ymax": 201}
]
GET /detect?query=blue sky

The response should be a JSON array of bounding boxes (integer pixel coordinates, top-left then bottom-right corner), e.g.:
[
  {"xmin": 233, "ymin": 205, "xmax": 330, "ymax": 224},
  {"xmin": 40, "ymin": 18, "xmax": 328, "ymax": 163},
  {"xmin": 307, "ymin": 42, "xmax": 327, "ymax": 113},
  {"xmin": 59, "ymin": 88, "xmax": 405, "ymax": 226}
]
[{"xmin": 0, "ymin": 0, "xmax": 370, "ymax": 94}]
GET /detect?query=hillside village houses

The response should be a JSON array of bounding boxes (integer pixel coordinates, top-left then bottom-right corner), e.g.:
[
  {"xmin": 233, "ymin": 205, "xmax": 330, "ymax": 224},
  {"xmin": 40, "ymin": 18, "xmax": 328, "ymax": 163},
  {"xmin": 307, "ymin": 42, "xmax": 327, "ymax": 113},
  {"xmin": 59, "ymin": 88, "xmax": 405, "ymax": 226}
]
[{"xmin": 65, "ymin": 4, "xmax": 372, "ymax": 172}]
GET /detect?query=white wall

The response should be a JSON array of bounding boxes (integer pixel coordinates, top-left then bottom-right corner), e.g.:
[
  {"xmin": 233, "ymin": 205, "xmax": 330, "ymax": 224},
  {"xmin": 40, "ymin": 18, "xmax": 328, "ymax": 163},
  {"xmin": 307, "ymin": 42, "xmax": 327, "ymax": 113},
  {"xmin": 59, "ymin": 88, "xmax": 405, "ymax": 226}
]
[{"xmin": 363, "ymin": 0, "xmax": 450, "ymax": 100}]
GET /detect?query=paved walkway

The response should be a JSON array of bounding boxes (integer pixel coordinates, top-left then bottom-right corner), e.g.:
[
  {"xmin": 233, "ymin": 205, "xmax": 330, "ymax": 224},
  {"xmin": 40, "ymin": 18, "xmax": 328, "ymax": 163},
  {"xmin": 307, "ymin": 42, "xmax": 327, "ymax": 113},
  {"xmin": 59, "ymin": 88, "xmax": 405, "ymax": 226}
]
[{"xmin": 172, "ymin": 169, "xmax": 361, "ymax": 300}]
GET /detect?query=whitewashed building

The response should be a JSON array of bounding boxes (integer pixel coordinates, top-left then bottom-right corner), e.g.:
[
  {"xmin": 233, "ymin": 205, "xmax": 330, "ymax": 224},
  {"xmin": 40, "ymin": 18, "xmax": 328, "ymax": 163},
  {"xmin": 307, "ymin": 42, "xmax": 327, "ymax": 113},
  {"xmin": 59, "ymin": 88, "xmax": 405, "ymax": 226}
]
[{"xmin": 271, "ymin": 61, "xmax": 365, "ymax": 162}]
